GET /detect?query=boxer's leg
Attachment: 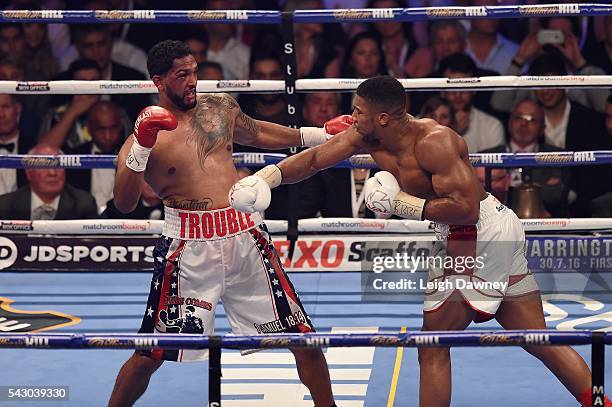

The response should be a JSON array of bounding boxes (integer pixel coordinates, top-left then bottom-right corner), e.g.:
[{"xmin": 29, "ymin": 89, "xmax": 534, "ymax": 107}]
[
  {"xmin": 495, "ymin": 292, "xmax": 592, "ymax": 399},
  {"xmin": 419, "ymin": 291, "xmax": 476, "ymax": 407},
  {"xmin": 108, "ymin": 352, "xmax": 163, "ymax": 407},
  {"xmin": 291, "ymin": 348, "xmax": 334, "ymax": 407}
]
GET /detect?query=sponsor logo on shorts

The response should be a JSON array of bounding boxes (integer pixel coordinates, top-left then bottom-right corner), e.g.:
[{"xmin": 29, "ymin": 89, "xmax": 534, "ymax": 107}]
[
  {"xmin": 177, "ymin": 208, "xmax": 256, "ymax": 239},
  {"xmin": 216, "ymin": 80, "xmax": 251, "ymax": 89},
  {"xmin": 0, "ymin": 297, "xmax": 80, "ymax": 333},
  {"xmin": 15, "ymin": 81, "xmax": 50, "ymax": 92},
  {"xmin": 164, "ymin": 296, "xmax": 212, "ymax": 311},
  {"xmin": 0, "ymin": 221, "xmax": 32, "ymax": 232}
]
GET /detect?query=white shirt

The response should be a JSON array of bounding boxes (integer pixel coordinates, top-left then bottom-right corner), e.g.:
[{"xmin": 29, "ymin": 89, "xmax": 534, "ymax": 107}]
[
  {"xmin": 30, "ymin": 191, "xmax": 60, "ymax": 220},
  {"xmin": 463, "ymin": 107, "xmax": 505, "ymax": 153},
  {"xmin": 91, "ymin": 145, "xmax": 116, "ymax": 213},
  {"xmin": 544, "ymin": 100, "xmax": 571, "ymax": 149},
  {"xmin": 207, "ymin": 38, "xmax": 251, "ymax": 81},
  {"xmin": 0, "ymin": 135, "xmax": 18, "ymax": 196},
  {"xmin": 467, "ymin": 34, "xmax": 519, "ymax": 74}
]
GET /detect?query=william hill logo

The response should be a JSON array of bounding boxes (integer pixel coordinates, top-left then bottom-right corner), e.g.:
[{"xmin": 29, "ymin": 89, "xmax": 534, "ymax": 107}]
[{"xmin": 0, "ymin": 297, "xmax": 80, "ymax": 333}]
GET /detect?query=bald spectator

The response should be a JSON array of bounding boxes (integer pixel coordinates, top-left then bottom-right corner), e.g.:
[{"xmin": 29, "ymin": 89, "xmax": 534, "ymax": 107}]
[
  {"xmin": 197, "ymin": 61, "xmax": 224, "ymax": 81},
  {"xmin": 0, "ymin": 94, "xmax": 37, "ymax": 196},
  {"xmin": 480, "ymin": 100, "xmax": 570, "ymax": 217},
  {"xmin": 0, "ymin": 144, "xmax": 98, "ymax": 220},
  {"xmin": 65, "ymin": 101, "xmax": 126, "ymax": 213}
]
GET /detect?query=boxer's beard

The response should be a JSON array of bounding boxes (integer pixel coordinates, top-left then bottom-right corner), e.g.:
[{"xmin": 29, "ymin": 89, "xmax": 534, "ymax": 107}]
[{"xmin": 168, "ymin": 87, "xmax": 197, "ymax": 110}]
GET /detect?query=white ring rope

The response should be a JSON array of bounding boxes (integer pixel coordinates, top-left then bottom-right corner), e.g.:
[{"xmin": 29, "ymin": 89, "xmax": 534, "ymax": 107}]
[
  {"xmin": 0, "ymin": 218, "xmax": 610, "ymax": 235},
  {"xmin": 1, "ymin": 75, "xmax": 611, "ymax": 95}
]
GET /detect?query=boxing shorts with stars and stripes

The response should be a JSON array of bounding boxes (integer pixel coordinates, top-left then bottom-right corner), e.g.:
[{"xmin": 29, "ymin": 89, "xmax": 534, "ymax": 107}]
[{"xmin": 138, "ymin": 206, "xmax": 314, "ymax": 362}]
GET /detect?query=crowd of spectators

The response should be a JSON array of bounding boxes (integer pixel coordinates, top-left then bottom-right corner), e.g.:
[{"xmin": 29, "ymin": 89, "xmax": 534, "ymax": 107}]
[{"xmin": 0, "ymin": 0, "xmax": 610, "ymax": 220}]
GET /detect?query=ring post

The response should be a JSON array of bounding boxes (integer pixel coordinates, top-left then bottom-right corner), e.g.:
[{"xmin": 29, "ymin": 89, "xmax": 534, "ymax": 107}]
[
  {"xmin": 208, "ymin": 335, "xmax": 222, "ymax": 407},
  {"xmin": 592, "ymin": 331, "xmax": 605, "ymax": 407}
]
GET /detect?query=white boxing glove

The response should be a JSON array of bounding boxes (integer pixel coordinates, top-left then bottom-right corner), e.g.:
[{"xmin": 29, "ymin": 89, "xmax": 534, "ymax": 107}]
[
  {"xmin": 364, "ymin": 171, "xmax": 427, "ymax": 221},
  {"xmin": 364, "ymin": 171, "xmax": 401, "ymax": 217},
  {"xmin": 229, "ymin": 165, "xmax": 282, "ymax": 213}
]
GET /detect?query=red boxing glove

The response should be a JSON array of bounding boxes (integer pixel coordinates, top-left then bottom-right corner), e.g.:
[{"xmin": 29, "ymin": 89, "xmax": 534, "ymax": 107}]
[
  {"xmin": 300, "ymin": 114, "xmax": 353, "ymax": 147},
  {"xmin": 133, "ymin": 106, "xmax": 178, "ymax": 148},
  {"xmin": 324, "ymin": 114, "xmax": 353, "ymax": 136}
]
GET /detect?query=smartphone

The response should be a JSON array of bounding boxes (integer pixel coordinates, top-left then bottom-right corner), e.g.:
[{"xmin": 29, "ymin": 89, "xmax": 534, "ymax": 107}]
[{"xmin": 537, "ymin": 29, "xmax": 565, "ymax": 45}]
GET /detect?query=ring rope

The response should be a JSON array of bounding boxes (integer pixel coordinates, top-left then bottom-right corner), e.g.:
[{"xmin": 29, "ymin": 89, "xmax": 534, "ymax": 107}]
[
  {"xmin": 2, "ymin": 75, "xmax": 612, "ymax": 95},
  {"xmin": 3, "ymin": 151, "xmax": 611, "ymax": 169},
  {"xmin": 0, "ymin": 4, "xmax": 611, "ymax": 24},
  {"xmin": 0, "ymin": 330, "xmax": 600, "ymax": 350},
  {"xmin": 1, "ymin": 217, "xmax": 610, "ymax": 235}
]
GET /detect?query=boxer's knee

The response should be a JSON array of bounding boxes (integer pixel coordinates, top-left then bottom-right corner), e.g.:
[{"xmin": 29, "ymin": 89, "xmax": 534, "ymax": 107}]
[{"xmin": 418, "ymin": 347, "xmax": 450, "ymax": 367}]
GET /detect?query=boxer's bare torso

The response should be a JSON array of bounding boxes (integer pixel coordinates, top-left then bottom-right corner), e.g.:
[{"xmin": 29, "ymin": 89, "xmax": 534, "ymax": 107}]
[
  {"xmin": 279, "ymin": 109, "xmax": 487, "ymax": 224},
  {"xmin": 117, "ymin": 93, "xmax": 258, "ymax": 211}
]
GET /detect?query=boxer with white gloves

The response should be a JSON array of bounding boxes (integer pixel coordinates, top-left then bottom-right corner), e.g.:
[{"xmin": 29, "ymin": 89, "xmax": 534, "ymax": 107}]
[
  {"xmin": 362, "ymin": 171, "xmax": 427, "ymax": 220},
  {"xmin": 229, "ymin": 75, "xmax": 598, "ymax": 407}
]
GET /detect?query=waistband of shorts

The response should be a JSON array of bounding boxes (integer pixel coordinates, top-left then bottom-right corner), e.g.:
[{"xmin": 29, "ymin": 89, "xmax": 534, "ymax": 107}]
[
  {"xmin": 162, "ymin": 206, "xmax": 263, "ymax": 240},
  {"xmin": 477, "ymin": 193, "xmax": 508, "ymax": 224},
  {"xmin": 433, "ymin": 194, "xmax": 506, "ymax": 239}
]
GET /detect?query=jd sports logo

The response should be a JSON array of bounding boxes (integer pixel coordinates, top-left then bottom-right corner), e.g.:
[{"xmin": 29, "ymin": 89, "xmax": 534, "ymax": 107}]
[
  {"xmin": 0, "ymin": 236, "xmax": 17, "ymax": 270},
  {"xmin": 0, "ymin": 297, "xmax": 80, "ymax": 332}
]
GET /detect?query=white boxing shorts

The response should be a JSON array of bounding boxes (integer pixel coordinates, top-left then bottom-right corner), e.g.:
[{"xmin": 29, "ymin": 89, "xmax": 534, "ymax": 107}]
[
  {"xmin": 138, "ymin": 206, "xmax": 314, "ymax": 362},
  {"xmin": 423, "ymin": 194, "xmax": 539, "ymax": 322}
]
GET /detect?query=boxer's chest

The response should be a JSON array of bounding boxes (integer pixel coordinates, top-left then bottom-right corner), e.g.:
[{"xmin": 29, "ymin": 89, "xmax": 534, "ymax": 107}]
[{"xmin": 370, "ymin": 149, "xmax": 436, "ymax": 199}]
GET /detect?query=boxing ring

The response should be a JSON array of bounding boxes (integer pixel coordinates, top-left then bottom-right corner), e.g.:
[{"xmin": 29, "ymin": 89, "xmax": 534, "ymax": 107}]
[{"xmin": 1, "ymin": 3, "xmax": 612, "ymax": 406}]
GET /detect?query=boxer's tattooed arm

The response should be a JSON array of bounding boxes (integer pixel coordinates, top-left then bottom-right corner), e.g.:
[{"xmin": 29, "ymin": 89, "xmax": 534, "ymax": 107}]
[
  {"xmin": 165, "ymin": 198, "xmax": 213, "ymax": 210},
  {"xmin": 236, "ymin": 111, "xmax": 260, "ymax": 139},
  {"xmin": 189, "ymin": 93, "xmax": 236, "ymax": 164}
]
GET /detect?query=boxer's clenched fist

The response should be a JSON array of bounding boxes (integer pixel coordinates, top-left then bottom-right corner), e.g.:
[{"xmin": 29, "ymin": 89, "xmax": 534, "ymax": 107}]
[
  {"xmin": 127, "ymin": 106, "xmax": 178, "ymax": 172},
  {"xmin": 229, "ymin": 165, "xmax": 282, "ymax": 213}
]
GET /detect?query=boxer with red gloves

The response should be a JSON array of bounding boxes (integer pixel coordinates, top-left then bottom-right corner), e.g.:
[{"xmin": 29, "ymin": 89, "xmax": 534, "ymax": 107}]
[{"xmin": 110, "ymin": 40, "xmax": 337, "ymax": 407}]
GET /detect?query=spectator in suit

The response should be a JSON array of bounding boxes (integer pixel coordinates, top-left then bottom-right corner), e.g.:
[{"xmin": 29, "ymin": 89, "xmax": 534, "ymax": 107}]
[
  {"xmin": 299, "ymin": 92, "xmax": 379, "ymax": 218},
  {"xmin": 439, "ymin": 54, "xmax": 505, "ymax": 152},
  {"xmin": 39, "ymin": 59, "xmax": 132, "ymax": 151},
  {"xmin": 480, "ymin": 100, "xmax": 570, "ymax": 217},
  {"xmin": 103, "ymin": 180, "xmax": 164, "ymax": 220},
  {"xmin": 65, "ymin": 101, "xmax": 126, "ymax": 213},
  {"xmin": 0, "ymin": 143, "xmax": 98, "ymax": 220},
  {"xmin": 0, "ymin": 93, "xmax": 37, "ymax": 195}
]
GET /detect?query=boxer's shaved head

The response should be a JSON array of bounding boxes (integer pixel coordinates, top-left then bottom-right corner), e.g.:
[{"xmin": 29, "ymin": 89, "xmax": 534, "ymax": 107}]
[{"xmin": 356, "ymin": 75, "xmax": 406, "ymax": 115}]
